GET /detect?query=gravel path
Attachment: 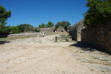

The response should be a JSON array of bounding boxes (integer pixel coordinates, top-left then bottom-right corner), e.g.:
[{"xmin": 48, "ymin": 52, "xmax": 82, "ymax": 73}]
[{"xmin": 0, "ymin": 34, "xmax": 111, "ymax": 74}]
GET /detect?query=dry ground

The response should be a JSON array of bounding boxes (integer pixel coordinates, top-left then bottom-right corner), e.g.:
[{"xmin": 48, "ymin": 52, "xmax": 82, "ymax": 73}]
[{"xmin": 0, "ymin": 34, "xmax": 111, "ymax": 74}]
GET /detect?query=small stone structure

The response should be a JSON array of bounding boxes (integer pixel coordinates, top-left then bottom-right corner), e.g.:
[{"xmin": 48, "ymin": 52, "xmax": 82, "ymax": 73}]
[
  {"xmin": 69, "ymin": 21, "xmax": 84, "ymax": 41},
  {"xmin": 54, "ymin": 26, "xmax": 66, "ymax": 32},
  {"xmin": 40, "ymin": 26, "xmax": 66, "ymax": 33},
  {"xmin": 40, "ymin": 27, "xmax": 55, "ymax": 32},
  {"xmin": 54, "ymin": 35, "xmax": 72, "ymax": 42}
]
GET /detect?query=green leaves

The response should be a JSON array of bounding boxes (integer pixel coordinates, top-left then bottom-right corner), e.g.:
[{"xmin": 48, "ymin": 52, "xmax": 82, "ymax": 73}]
[
  {"xmin": 46, "ymin": 21, "xmax": 54, "ymax": 28},
  {"xmin": 39, "ymin": 23, "xmax": 45, "ymax": 28},
  {"xmin": 55, "ymin": 21, "xmax": 71, "ymax": 32},
  {"xmin": 85, "ymin": 0, "xmax": 111, "ymax": 28},
  {"xmin": 39, "ymin": 21, "xmax": 54, "ymax": 28},
  {"xmin": 0, "ymin": 6, "xmax": 11, "ymax": 37},
  {"xmin": 17, "ymin": 24, "xmax": 34, "ymax": 32},
  {"xmin": 9, "ymin": 26, "xmax": 19, "ymax": 34}
]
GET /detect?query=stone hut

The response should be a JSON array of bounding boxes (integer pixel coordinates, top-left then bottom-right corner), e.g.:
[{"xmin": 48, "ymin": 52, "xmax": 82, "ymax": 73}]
[
  {"xmin": 69, "ymin": 21, "xmax": 84, "ymax": 41},
  {"xmin": 54, "ymin": 26, "xmax": 66, "ymax": 32},
  {"xmin": 40, "ymin": 27, "xmax": 55, "ymax": 33}
]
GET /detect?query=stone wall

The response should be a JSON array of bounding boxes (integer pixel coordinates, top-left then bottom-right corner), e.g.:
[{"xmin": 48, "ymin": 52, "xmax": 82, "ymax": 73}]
[
  {"xmin": 40, "ymin": 27, "xmax": 54, "ymax": 33},
  {"xmin": 70, "ymin": 20, "xmax": 111, "ymax": 52},
  {"xmin": 81, "ymin": 22, "xmax": 111, "ymax": 52},
  {"xmin": 69, "ymin": 21, "xmax": 84, "ymax": 41}
]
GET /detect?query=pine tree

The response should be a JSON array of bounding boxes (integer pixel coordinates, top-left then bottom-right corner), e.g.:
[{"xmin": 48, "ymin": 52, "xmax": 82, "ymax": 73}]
[
  {"xmin": 84, "ymin": 0, "xmax": 111, "ymax": 28},
  {"xmin": 0, "ymin": 6, "xmax": 11, "ymax": 37}
]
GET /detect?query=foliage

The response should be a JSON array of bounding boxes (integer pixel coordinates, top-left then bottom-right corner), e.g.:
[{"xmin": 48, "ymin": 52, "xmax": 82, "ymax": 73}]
[
  {"xmin": 62, "ymin": 21, "xmax": 71, "ymax": 31},
  {"xmin": 46, "ymin": 21, "xmax": 54, "ymax": 28},
  {"xmin": 55, "ymin": 21, "xmax": 71, "ymax": 32},
  {"xmin": 35, "ymin": 27, "xmax": 40, "ymax": 32},
  {"xmin": 9, "ymin": 26, "xmax": 19, "ymax": 34},
  {"xmin": 17, "ymin": 24, "xmax": 34, "ymax": 32},
  {"xmin": 84, "ymin": 0, "xmax": 111, "ymax": 28},
  {"xmin": 39, "ymin": 23, "xmax": 46, "ymax": 28},
  {"xmin": 0, "ymin": 6, "xmax": 11, "ymax": 37}
]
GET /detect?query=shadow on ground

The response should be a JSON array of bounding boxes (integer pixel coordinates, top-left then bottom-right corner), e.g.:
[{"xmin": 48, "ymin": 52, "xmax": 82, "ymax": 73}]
[
  {"xmin": 0, "ymin": 41, "xmax": 10, "ymax": 44},
  {"xmin": 70, "ymin": 41, "xmax": 111, "ymax": 55}
]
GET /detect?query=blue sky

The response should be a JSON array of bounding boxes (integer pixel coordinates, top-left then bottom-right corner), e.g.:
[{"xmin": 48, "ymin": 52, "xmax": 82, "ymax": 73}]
[{"xmin": 0, "ymin": 0, "xmax": 87, "ymax": 27}]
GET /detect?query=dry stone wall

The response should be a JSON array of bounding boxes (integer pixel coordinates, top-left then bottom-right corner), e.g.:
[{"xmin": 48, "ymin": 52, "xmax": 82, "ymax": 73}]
[
  {"xmin": 70, "ymin": 21, "xmax": 111, "ymax": 53},
  {"xmin": 69, "ymin": 21, "xmax": 84, "ymax": 41},
  {"xmin": 81, "ymin": 22, "xmax": 111, "ymax": 53}
]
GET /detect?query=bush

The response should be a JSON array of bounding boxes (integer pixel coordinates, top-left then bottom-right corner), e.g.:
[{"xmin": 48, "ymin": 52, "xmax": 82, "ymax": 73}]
[
  {"xmin": 18, "ymin": 24, "xmax": 34, "ymax": 32},
  {"xmin": 35, "ymin": 27, "xmax": 40, "ymax": 32},
  {"xmin": 39, "ymin": 23, "xmax": 46, "ymax": 28},
  {"xmin": 9, "ymin": 26, "xmax": 19, "ymax": 34},
  {"xmin": 55, "ymin": 21, "xmax": 71, "ymax": 32}
]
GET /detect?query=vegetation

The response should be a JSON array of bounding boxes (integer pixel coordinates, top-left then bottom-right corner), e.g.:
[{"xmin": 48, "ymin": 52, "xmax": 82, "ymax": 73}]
[
  {"xmin": 55, "ymin": 21, "xmax": 71, "ymax": 32},
  {"xmin": 35, "ymin": 27, "xmax": 40, "ymax": 32},
  {"xmin": 46, "ymin": 21, "xmax": 54, "ymax": 28},
  {"xmin": 39, "ymin": 21, "xmax": 54, "ymax": 28},
  {"xmin": 0, "ymin": 6, "xmax": 11, "ymax": 37},
  {"xmin": 0, "ymin": 6, "xmax": 71, "ymax": 38},
  {"xmin": 17, "ymin": 24, "xmax": 34, "ymax": 32},
  {"xmin": 39, "ymin": 23, "xmax": 46, "ymax": 28},
  {"xmin": 84, "ymin": 0, "xmax": 111, "ymax": 28},
  {"xmin": 9, "ymin": 26, "xmax": 19, "ymax": 34}
]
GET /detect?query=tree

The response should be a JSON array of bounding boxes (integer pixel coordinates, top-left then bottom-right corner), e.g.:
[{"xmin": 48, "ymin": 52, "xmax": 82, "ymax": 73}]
[
  {"xmin": 62, "ymin": 21, "xmax": 71, "ymax": 31},
  {"xmin": 0, "ymin": 6, "xmax": 11, "ymax": 37},
  {"xmin": 55, "ymin": 21, "xmax": 71, "ymax": 32},
  {"xmin": 54, "ymin": 22, "xmax": 63, "ymax": 31},
  {"xmin": 35, "ymin": 27, "xmax": 40, "ymax": 32},
  {"xmin": 46, "ymin": 21, "xmax": 54, "ymax": 28},
  {"xmin": 84, "ymin": 0, "xmax": 111, "ymax": 28},
  {"xmin": 9, "ymin": 26, "xmax": 19, "ymax": 34},
  {"xmin": 17, "ymin": 24, "xmax": 34, "ymax": 32},
  {"xmin": 39, "ymin": 23, "xmax": 45, "ymax": 28}
]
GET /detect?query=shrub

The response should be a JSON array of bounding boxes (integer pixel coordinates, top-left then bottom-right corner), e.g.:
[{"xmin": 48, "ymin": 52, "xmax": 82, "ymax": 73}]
[
  {"xmin": 18, "ymin": 24, "xmax": 34, "ymax": 32},
  {"xmin": 9, "ymin": 26, "xmax": 19, "ymax": 34},
  {"xmin": 35, "ymin": 27, "xmax": 40, "ymax": 32}
]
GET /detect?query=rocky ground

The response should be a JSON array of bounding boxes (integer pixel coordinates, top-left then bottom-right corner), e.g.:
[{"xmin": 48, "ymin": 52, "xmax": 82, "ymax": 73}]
[{"xmin": 0, "ymin": 34, "xmax": 111, "ymax": 74}]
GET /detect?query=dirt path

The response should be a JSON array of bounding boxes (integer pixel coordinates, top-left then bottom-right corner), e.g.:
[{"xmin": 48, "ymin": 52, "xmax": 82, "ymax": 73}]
[{"xmin": 0, "ymin": 34, "xmax": 111, "ymax": 74}]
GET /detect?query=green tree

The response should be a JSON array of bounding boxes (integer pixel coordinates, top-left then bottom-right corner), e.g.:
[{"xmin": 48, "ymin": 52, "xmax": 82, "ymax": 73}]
[
  {"xmin": 39, "ymin": 23, "xmax": 45, "ymax": 28},
  {"xmin": 18, "ymin": 24, "xmax": 34, "ymax": 32},
  {"xmin": 55, "ymin": 21, "xmax": 71, "ymax": 32},
  {"xmin": 62, "ymin": 21, "xmax": 71, "ymax": 31},
  {"xmin": 46, "ymin": 21, "xmax": 54, "ymax": 28},
  {"xmin": 35, "ymin": 27, "xmax": 40, "ymax": 32},
  {"xmin": 9, "ymin": 26, "xmax": 19, "ymax": 34},
  {"xmin": 0, "ymin": 6, "xmax": 11, "ymax": 37},
  {"xmin": 84, "ymin": 0, "xmax": 111, "ymax": 28}
]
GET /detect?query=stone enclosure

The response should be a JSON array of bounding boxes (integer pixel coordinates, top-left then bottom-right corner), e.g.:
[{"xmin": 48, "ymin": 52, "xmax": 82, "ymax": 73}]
[{"xmin": 69, "ymin": 21, "xmax": 111, "ymax": 53}]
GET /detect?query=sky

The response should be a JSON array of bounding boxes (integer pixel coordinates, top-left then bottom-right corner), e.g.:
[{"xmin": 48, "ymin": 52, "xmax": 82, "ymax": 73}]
[{"xmin": 0, "ymin": 0, "xmax": 88, "ymax": 27}]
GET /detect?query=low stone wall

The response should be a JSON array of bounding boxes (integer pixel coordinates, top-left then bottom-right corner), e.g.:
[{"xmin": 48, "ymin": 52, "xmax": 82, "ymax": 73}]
[
  {"xmin": 8, "ymin": 32, "xmax": 40, "ymax": 38},
  {"xmin": 81, "ymin": 26, "xmax": 111, "ymax": 53}
]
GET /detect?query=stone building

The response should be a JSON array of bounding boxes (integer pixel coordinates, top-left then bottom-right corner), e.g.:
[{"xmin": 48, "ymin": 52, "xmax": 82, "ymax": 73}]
[
  {"xmin": 70, "ymin": 20, "xmax": 111, "ymax": 53},
  {"xmin": 54, "ymin": 26, "xmax": 66, "ymax": 32},
  {"xmin": 69, "ymin": 21, "xmax": 84, "ymax": 41},
  {"xmin": 40, "ymin": 26, "xmax": 66, "ymax": 33},
  {"xmin": 81, "ymin": 22, "xmax": 111, "ymax": 53},
  {"xmin": 40, "ymin": 27, "xmax": 54, "ymax": 33}
]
